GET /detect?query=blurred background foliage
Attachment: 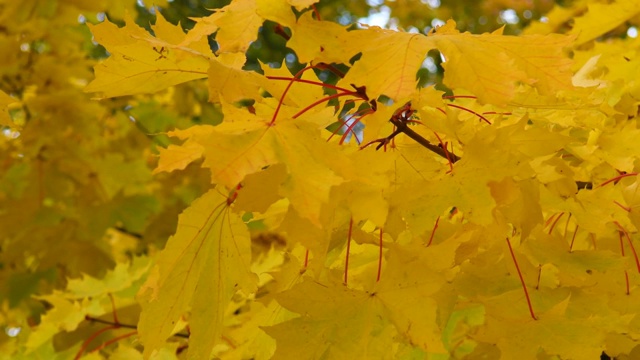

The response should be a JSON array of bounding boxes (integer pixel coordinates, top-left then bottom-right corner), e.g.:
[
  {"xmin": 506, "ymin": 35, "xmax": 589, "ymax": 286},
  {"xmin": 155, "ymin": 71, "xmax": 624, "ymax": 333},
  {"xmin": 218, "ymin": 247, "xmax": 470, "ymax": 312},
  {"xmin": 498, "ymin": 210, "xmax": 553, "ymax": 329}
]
[{"xmin": 1, "ymin": 0, "xmax": 639, "ymax": 349}]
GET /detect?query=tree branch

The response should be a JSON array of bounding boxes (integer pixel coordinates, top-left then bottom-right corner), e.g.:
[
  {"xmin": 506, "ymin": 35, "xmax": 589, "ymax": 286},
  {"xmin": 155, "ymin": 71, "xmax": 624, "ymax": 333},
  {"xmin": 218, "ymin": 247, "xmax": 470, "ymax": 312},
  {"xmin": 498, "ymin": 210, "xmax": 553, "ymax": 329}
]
[
  {"xmin": 85, "ymin": 316, "xmax": 189, "ymax": 339},
  {"xmin": 388, "ymin": 117, "xmax": 594, "ymax": 190},
  {"xmin": 389, "ymin": 117, "xmax": 460, "ymax": 163}
]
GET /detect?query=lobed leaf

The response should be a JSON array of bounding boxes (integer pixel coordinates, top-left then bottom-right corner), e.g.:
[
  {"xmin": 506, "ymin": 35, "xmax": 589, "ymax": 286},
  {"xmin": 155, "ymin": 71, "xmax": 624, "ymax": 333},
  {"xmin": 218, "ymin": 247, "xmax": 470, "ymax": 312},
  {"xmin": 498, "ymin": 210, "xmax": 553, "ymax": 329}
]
[
  {"xmin": 137, "ymin": 189, "xmax": 256, "ymax": 359},
  {"xmin": 85, "ymin": 13, "xmax": 211, "ymax": 98}
]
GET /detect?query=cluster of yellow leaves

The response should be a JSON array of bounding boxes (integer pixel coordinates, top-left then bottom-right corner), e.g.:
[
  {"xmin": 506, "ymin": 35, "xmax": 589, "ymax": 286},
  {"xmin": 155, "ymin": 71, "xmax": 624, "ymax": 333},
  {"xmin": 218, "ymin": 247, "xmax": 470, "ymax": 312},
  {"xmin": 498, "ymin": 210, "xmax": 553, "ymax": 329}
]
[
  {"xmin": 6, "ymin": 0, "xmax": 640, "ymax": 359},
  {"xmin": 83, "ymin": 0, "xmax": 640, "ymax": 358},
  {"xmin": 0, "ymin": 0, "xmax": 214, "ymax": 358}
]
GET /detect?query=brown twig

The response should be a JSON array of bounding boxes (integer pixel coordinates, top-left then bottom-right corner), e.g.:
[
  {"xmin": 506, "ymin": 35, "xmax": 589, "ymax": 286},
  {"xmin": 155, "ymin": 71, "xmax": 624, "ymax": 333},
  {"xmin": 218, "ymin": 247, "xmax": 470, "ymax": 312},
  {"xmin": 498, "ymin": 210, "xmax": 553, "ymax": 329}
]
[
  {"xmin": 389, "ymin": 117, "xmax": 461, "ymax": 162},
  {"xmin": 85, "ymin": 316, "xmax": 190, "ymax": 339}
]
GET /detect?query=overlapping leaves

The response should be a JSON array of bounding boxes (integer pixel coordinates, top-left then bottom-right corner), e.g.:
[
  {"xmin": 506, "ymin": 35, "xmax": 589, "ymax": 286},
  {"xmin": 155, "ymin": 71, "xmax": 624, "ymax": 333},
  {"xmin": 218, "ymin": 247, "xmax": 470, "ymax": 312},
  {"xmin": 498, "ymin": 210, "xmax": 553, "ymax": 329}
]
[{"xmin": 15, "ymin": 0, "xmax": 640, "ymax": 359}]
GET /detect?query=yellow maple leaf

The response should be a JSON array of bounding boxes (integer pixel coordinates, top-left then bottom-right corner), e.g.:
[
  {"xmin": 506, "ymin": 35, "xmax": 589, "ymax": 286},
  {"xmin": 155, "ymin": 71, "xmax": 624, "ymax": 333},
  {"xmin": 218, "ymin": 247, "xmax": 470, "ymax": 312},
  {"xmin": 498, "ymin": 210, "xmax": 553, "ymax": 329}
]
[
  {"xmin": 622, "ymin": 176, "xmax": 640, "ymax": 230},
  {"xmin": 339, "ymin": 28, "xmax": 433, "ymax": 101},
  {"xmin": 174, "ymin": 102, "xmax": 345, "ymax": 226},
  {"xmin": 288, "ymin": 12, "xmax": 356, "ymax": 64},
  {"xmin": 208, "ymin": 53, "xmax": 264, "ymax": 103},
  {"xmin": 567, "ymin": 183, "xmax": 634, "ymax": 235},
  {"xmin": 153, "ymin": 126, "xmax": 212, "ymax": 175},
  {"xmin": 431, "ymin": 20, "xmax": 574, "ymax": 105},
  {"xmin": 184, "ymin": 0, "xmax": 263, "ymax": 54},
  {"xmin": 85, "ymin": 13, "xmax": 212, "ymax": 98},
  {"xmin": 266, "ymin": 243, "xmax": 448, "ymax": 357},
  {"xmin": 287, "ymin": 0, "xmax": 319, "ymax": 11},
  {"xmin": 264, "ymin": 279, "xmax": 397, "ymax": 359},
  {"xmin": 477, "ymin": 290, "xmax": 631, "ymax": 359},
  {"xmin": 372, "ymin": 243, "xmax": 448, "ymax": 353},
  {"xmin": 523, "ymin": 2, "xmax": 582, "ymax": 35},
  {"xmin": 333, "ymin": 20, "xmax": 574, "ymax": 105},
  {"xmin": 0, "ymin": 89, "xmax": 19, "ymax": 127},
  {"xmin": 597, "ymin": 125, "xmax": 640, "ymax": 172},
  {"xmin": 522, "ymin": 228, "xmax": 626, "ymax": 287},
  {"xmin": 571, "ymin": 0, "xmax": 640, "ymax": 45},
  {"xmin": 137, "ymin": 189, "xmax": 257, "ymax": 359},
  {"xmin": 153, "ymin": 142, "xmax": 205, "ymax": 174},
  {"xmin": 489, "ymin": 178, "xmax": 543, "ymax": 239}
]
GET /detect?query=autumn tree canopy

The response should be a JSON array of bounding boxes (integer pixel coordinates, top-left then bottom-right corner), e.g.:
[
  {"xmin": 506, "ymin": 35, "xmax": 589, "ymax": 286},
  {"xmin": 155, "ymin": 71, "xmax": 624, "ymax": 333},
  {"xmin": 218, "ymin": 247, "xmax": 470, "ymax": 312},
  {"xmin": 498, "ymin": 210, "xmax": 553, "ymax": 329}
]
[{"xmin": 2, "ymin": 0, "xmax": 640, "ymax": 359}]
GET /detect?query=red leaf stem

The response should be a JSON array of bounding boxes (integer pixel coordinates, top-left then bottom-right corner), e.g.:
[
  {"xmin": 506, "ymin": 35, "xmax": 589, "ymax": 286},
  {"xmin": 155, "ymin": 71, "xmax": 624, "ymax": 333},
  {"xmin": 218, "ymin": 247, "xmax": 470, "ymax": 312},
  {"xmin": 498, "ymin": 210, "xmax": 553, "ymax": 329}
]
[
  {"xmin": 265, "ymin": 76, "xmax": 351, "ymax": 93},
  {"xmin": 547, "ymin": 212, "xmax": 565, "ymax": 234},
  {"xmin": 442, "ymin": 95, "xmax": 477, "ymax": 99},
  {"xmin": 344, "ymin": 218, "xmax": 353, "ymax": 285},
  {"xmin": 615, "ymin": 221, "xmax": 640, "ymax": 273},
  {"xmin": 569, "ymin": 224, "xmax": 579, "ymax": 252},
  {"xmin": 270, "ymin": 65, "xmax": 316, "ymax": 125},
  {"xmin": 74, "ymin": 325, "xmax": 120, "ymax": 360},
  {"xmin": 506, "ymin": 238, "xmax": 537, "ymax": 320},
  {"xmin": 89, "ymin": 331, "xmax": 138, "ymax": 355},
  {"xmin": 599, "ymin": 173, "xmax": 638, "ymax": 187},
  {"xmin": 293, "ymin": 91, "xmax": 361, "ymax": 119},
  {"xmin": 446, "ymin": 103, "xmax": 491, "ymax": 124},
  {"xmin": 426, "ymin": 216, "xmax": 440, "ymax": 247},
  {"xmin": 377, "ymin": 228, "xmax": 383, "ymax": 282}
]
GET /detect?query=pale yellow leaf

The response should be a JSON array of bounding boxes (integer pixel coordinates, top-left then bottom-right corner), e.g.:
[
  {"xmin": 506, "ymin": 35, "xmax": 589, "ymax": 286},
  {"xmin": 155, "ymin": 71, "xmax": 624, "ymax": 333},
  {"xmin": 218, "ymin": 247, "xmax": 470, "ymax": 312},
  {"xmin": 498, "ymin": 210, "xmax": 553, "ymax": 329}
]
[
  {"xmin": 137, "ymin": 190, "xmax": 257, "ymax": 359},
  {"xmin": 85, "ymin": 13, "xmax": 211, "ymax": 98},
  {"xmin": 571, "ymin": 0, "xmax": 640, "ymax": 45}
]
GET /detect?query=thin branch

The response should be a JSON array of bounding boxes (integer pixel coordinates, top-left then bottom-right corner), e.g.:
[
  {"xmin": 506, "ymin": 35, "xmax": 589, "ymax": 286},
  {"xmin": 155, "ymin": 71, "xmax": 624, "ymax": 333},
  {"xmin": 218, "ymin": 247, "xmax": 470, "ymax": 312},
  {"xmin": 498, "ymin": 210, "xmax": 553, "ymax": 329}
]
[
  {"xmin": 389, "ymin": 117, "xmax": 461, "ymax": 162},
  {"xmin": 85, "ymin": 316, "xmax": 190, "ymax": 339}
]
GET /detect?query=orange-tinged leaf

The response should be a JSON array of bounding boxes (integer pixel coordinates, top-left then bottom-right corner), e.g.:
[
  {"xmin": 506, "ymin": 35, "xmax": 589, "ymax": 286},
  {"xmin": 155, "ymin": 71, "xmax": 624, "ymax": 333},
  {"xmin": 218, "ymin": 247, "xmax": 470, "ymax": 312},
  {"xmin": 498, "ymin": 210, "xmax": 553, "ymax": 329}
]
[
  {"xmin": 339, "ymin": 29, "xmax": 433, "ymax": 101},
  {"xmin": 85, "ymin": 13, "xmax": 211, "ymax": 98},
  {"xmin": 473, "ymin": 33, "xmax": 575, "ymax": 96},
  {"xmin": 200, "ymin": 119, "xmax": 278, "ymax": 187},
  {"xmin": 187, "ymin": 105, "xmax": 344, "ymax": 225},
  {"xmin": 137, "ymin": 189, "xmax": 256, "ymax": 359}
]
